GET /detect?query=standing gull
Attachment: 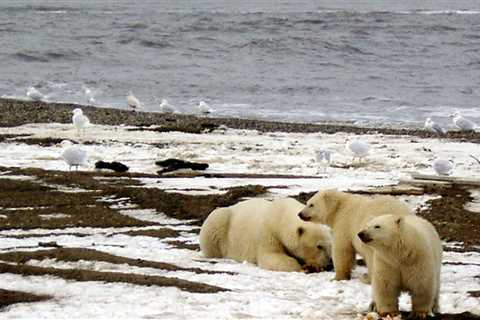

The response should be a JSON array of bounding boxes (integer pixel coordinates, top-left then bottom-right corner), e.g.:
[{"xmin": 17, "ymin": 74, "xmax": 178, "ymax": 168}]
[
  {"xmin": 450, "ymin": 111, "xmax": 476, "ymax": 132},
  {"xmin": 72, "ymin": 108, "xmax": 90, "ymax": 138},
  {"xmin": 198, "ymin": 101, "xmax": 214, "ymax": 114},
  {"xmin": 315, "ymin": 149, "xmax": 333, "ymax": 173},
  {"xmin": 60, "ymin": 140, "xmax": 88, "ymax": 171},
  {"xmin": 26, "ymin": 87, "xmax": 44, "ymax": 101},
  {"xmin": 432, "ymin": 159, "xmax": 454, "ymax": 176},
  {"xmin": 127, "ymin": 92, "xmax": 141, "ymax": 111},
  {"xmin": 346, "ymin": 139, "xmax": 370, "ymax": 163},
  {"xmin": 424, "ymin": 118, "xmax": 445, "ymax": 136},
  {"xmin": 83, "ymin": 86, "xmax": 95, "ymax": 104},
  {"xmin": 159, "ymin": 98, "xmax": 176, "ymax": 113}
]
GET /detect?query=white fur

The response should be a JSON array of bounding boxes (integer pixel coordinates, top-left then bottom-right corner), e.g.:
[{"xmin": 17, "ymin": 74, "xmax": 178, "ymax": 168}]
[
  {"xmin": 299, "ymin": 190, "xmax": 410, "ymax": 281},
  {"xmin": 359, "ymin": 214, "xmax": 442, "ymax": 317},
  {"xmin": 200, "ymin": 198, "xmax": 332, "ymax": 272}
]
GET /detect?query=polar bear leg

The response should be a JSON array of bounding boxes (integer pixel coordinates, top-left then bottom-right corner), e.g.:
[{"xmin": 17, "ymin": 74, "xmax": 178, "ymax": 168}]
[
  {"xmin": 199, "ymin": 208, "xmax": 231, "ymax": 258},
  {"xmin": 257, "ymin": 252, "xmax": 302, "ymax": 272},
  {"xmin": 372, "ymin": 264, "xmax": 400, "ymax": 314},
  {"xmin": 411, "ymin": 286, "xmax": 434, "ymax": 315},
  {"xmin": 432, "ymin": 277, "xmax": 440, "ymax": 314},
  {"xmin": 361, "ymin": 249, "xmax": 375, "ymax": 284},
  {"xmin": 432, "ymin": 290, "xmax": 440, "ymax": 314},
  {"xmin": 332, "ymin": 240, "xmax": 355, "ymax": 280}
]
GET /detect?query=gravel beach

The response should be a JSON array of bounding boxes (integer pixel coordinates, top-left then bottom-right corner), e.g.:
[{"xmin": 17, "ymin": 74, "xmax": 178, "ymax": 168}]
[{"xmin": 2, "ymin": 98, "xmax": 480, "ymax": 142}]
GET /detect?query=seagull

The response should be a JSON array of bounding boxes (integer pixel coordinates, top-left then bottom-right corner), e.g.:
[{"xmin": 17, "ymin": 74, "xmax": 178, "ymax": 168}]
[
  {"xmin": 72, "ymin": 108, "xmax": 90, "ymax": 138},
  {"xmin": 315, "ymin": 149, "xmax": 333, "ymax": 173},
  {"xmin": 159, "ymin": 98, "xmax": 176, "ymax": 113},
  {"xmin": 60, "ymin": 140, "xmax": 88, "ymax": 171},
  {"xmin": 432, "ymin": 158, "xmax": 454, "ymax": 176},
  {"xmin": 424, "ymin": 118, "xmax": 445, "ymax": 135},
  {"xmin": 346, "ymin": 139, "xmax": 370, "ymax": 163},
  {"xmin": 198, "ymin": 101, "xmax": 214, "ymax": 114},
  {"xmin": 127, "ymin": 92, "xmax": 141, "ymax": 111},
  {"xmin": 450, "ymin": 111, "xmax": 476, "ymax": 132},
  {"xmin": 83, "ymin": 86, "xmax": 95, "ymax": 104},
  {"xmin": 26, "ymin": 87, "xmax": 44, "ymax": 101}
]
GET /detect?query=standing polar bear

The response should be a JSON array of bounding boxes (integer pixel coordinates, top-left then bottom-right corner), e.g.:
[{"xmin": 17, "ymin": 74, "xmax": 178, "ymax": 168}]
[
  {"xmin": 358, "ymin": 214, "xmax": 442, "ymax": 318},
  {"xmin": 200, "ymin": 198, "xmax": 333, "ymax": 272},
  {"xmin": 298, "ymin": 190, "xmax": 410, "ymax": 281}
]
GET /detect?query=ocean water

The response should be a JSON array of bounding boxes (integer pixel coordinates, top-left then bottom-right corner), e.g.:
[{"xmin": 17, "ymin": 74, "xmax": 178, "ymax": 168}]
[{"xmin": 1, "ymin": 0, "xmax": 479, "ymax": 127}]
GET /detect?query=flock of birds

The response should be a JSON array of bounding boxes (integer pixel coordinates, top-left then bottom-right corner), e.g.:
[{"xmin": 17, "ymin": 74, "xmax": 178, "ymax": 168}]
[
  {"xmin": 61, "ymin": 108, "xmax": 90, "ymax": 170},
  {"xmin": 24, "ymin": 86, "xmax": 477, "ymax": 176},
  {"xmin": 59, "ymin": 100, "xmax": 216, "ymax": 170},
  {"xmin": 26, "ymin": 86, "xmax": 215, "ymax": 115},
  {"xmin": 424, "ymin": 113, "xmax": 477, "ymax": 176},
  {"xmin": 319, "ymin": 112, "xmax": 478, "ymax": 176}
]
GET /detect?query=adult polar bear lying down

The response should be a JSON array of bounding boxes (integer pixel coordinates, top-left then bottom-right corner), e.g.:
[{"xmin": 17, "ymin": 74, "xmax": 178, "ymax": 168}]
[{"xmin": 200, "ymin": 198, "xmax": 333, "ymax": 272}]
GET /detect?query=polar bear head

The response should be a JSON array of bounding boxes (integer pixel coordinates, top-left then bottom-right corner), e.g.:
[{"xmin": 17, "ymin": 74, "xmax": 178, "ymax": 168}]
[
  {"xmin": 357, "ymin": 214, "xmax": 402, "ymax": 249},
  {"xmin": 292, "ymin": 223, "xmax": 333, "ymax": 272},
  {"xmin": 298, "ymin": 189, "xmax": 345, "ymax": 225}
]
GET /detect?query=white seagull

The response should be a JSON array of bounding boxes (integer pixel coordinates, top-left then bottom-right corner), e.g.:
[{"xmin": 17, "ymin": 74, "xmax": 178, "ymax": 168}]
[
  {"xmin": 26, "ymin": 86, "xmax": 44, "ymax": 101},
  {"xmin": 432, "ymin": 158, "xmax": 454, "ymax": 176},
  {"xmin": 127, "ymin": 92, "xmax": 141, "ymax": 111},
  {"xmin": 424, "ymin": 118, "xmax": 445, "ymax": 135},
  {"xmin": 83, "ymin": 86, "xmax": 95, "ymax": 104},
  {"xmin": 315, "ymin": 149, "xmax": 333, "ymax": 173},
  {"xmin": 159, "ymin": 98, "xmax": 176, "ymax": 113},
  {"xmin": 72, "ymin": 108, "xmax": 90, "ymax": 138},
  {"xmin": 60, "ymin": 140, "xmax": 88, "ymax": 171},
  {"xmin": 450, "ymin": 111, "xmax": 476, "ymax": 132},
  {"xmin": 346, "ymin": 139, "xmax": 370, "ymax": 163},
  {"xmin": 198, "ymin": 101, "xmax": 214, "ymax": 114}
]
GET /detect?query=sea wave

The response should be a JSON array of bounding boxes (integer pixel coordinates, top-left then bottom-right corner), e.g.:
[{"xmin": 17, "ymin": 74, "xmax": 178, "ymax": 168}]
[
  {"xmin": 12, "ymin": 50, "xmax": 82, "ymax": 63},
  {"xmin": 1, "ymin": 5, "xmax": 76, "ymax": 13},
  {"xmin": 138, "ymin": 39, "xmax": 173, "ymax": 49}
]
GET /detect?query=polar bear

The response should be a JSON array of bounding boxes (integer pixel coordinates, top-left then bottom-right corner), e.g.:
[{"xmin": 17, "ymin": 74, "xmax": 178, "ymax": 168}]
[
  {"xmin": 357, "ymin": 214, "xmax": 442, "ymax": 318},
  {"xmin": 298, "ymin": 189, "xmax": 411, "ymax": 281},
  {"xmin": 200, "ymin": 198, "xmax": 333, "ymax": 272}
]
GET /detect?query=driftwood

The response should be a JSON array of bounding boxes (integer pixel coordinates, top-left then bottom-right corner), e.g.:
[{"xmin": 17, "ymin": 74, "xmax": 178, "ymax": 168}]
[
  {"xmin": 410, "ymin": 173, "xmax": 480, "ymax": 186},
  {"xmin": 350, "ymin": 184, "xmax": 424, "ymax": 196},
  {"xmin": 156, "ymin": 158, "xmax": 209, "ymax": 174},
  {"xmin": 95, "ymin": 161, "xmax": 129, "ymax": 173},
  {"xmin": 158, "ymin": 171, "xmax": 328, "ymax": 179}
]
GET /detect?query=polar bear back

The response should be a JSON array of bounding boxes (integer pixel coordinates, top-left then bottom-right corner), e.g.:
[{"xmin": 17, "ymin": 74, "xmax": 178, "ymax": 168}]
[
  {"xmin": 223, "ymin": 198, "xmax": 273, "ymax": 263},
  {"xmin": 354, "ymin": 195, "xmax": 411, "ymax": 232},
  {"xmin": 199, "ymin": 198, "xmax": 272, "ymax": 262},
  {"xmin": 402, "ymin": 215, "xmax": 442, "ymax": 267},
  {"xmin": 200, "ymin": 198, "xmax": 311, "ymax": 265}
]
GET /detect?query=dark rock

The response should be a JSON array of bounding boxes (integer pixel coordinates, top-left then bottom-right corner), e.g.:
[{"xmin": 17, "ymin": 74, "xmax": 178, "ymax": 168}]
[
  {"xmin": 38, "ymin": 241, "xmax": 62, "ymax": 248},
  {"xmin": 156, "ymin": 158, "xmax": 209, "ymax": 174},
  {"xmin": 95, "ymin": 161, "xmax": 129, "ymax": 173}
]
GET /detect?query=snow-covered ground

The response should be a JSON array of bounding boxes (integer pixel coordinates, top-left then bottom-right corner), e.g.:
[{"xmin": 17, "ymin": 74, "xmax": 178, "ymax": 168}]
[
  {"xmin": 0, "ymin": 122, "xmax": 479, "ymax": 179},
  {"xmin": 0, "ymin": 122, "xmax": 479, "ymax": 319}
]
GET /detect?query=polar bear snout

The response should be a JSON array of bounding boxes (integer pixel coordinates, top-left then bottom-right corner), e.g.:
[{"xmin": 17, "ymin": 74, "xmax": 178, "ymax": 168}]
[
  {"xmin": 298, "ymin": 211, "xmax": 311, "ymax": 221},
  {"xmin": 325, "ymin": 257, "xmax": 334, "ymax": 271},
  {"xmin": 357, "ymin": 231, "xmax": 372, "ymax": 243}
]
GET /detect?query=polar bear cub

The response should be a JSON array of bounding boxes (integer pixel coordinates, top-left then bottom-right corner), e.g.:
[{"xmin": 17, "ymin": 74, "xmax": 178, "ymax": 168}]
[
  {"xmin": 358, "ymin": 214, "xmax": 442, "ymax": 318},
  {"xmin": 200, "ymin": 198, "xmax": 333, "ymax": 272},
  {"xmin": 298, "ymin": 189, "xmax": 411, "ymax": 281}
]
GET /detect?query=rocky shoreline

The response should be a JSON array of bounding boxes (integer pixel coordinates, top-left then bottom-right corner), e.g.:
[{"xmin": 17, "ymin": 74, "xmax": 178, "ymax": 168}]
[{"xmin": 2, "ymin": 98, "xmax": 480, "ymax": 142}]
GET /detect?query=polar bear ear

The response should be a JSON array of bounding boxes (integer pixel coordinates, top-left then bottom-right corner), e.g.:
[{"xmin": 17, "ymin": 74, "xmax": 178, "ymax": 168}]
[
  {"xmin": 395, "ymin": 217, "xmax": 403, "ymax": 227},
  {"xmin": 297, "ymin": 227, "xmax": 305, "ymax": 236}
]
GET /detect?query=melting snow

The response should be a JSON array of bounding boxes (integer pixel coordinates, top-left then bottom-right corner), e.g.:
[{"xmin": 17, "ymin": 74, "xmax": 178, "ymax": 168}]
[{"xmin": 0, "ymin": 123, "xmax": 478, "ymax": 318}]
